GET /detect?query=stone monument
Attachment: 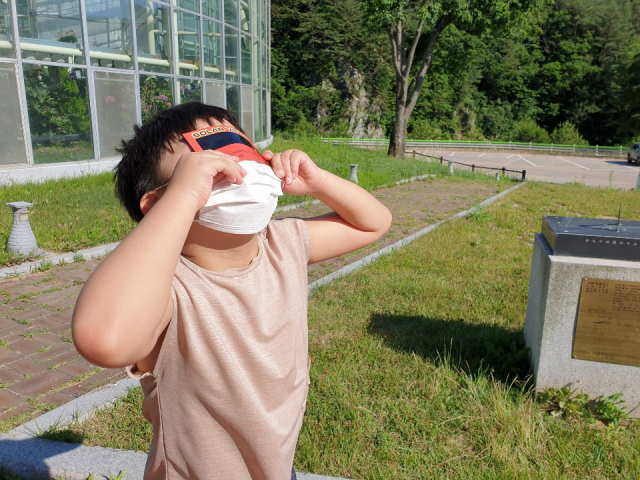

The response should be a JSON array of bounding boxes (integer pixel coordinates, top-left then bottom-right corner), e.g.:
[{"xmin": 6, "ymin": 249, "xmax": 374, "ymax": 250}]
[{"xmin": 524, "ymin": 215, "xmax": 640, "ymax": 417}]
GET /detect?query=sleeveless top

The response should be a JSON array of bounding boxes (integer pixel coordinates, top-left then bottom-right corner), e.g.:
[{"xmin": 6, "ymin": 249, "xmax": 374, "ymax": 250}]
[{"xmin": 130, "ymin": 219, "xmax": 311, "ymax": 479}]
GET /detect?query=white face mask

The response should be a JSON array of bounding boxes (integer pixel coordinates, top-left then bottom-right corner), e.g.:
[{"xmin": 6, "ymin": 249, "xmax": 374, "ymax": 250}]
[{"xmin": 196, "ymin": 161, "xmax": 283, "ymax": 234}]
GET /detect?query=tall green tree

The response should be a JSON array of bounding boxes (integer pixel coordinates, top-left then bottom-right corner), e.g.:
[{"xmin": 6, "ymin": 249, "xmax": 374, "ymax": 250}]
[
  {"xmin": 360, "ymin": 0, "xmax": 541, "ymax": 157},
  {"xmin": 271, "ymin": 0, "xmax": 391, "ymax": 134}
]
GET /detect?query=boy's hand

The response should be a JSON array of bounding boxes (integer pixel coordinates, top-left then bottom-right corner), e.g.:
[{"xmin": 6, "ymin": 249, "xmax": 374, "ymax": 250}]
[
  {"xmin": 262, "ymin": 149, "xmax": 325, "ymax": 196},
  {"xmin": 165, "ymin": 150, "xmax": 247, "ymax": 213}
]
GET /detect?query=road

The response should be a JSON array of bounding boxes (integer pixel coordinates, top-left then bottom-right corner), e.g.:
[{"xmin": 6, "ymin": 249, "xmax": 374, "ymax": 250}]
[{"xmin": 416, "ymin": 149, "xmax": 640, "ymax": 189}]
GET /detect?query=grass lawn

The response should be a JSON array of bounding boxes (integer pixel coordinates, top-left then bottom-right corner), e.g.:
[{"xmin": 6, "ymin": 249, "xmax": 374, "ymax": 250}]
[
  {"xmin": 0, "ymin": 136, "xmax": 480, "ymax": 267},
  {"xmin": 40, "ymin": 181, "xmax": 640, "ymax": 479}
]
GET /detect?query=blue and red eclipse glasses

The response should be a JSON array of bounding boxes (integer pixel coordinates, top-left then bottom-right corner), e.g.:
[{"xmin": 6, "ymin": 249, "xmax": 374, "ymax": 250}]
[{"xmin": 182, "ymin": 125, "xmax": 269, "ymax": 166}]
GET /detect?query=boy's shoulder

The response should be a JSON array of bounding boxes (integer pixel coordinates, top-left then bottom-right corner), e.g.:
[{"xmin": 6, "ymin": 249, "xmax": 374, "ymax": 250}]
[{"xmin": 265, "ymin": 217, "xmax": 310, "ymax": 260}]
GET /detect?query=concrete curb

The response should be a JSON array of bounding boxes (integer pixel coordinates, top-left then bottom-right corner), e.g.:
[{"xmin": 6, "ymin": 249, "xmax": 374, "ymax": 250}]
[
  {"xmin": 0, "ymin": 243, "xmax": 120, "ymax": 280},
  {"xmin": 1, "ymin": 181, "xmax": 524, "ymax": 479},
  {"xmin": 0, "ymin": 433, "xmax": 346, "ymax": 480},
  {"xmin": 10, "ymin": 379, "xmax": 139, "ymax": 438}
]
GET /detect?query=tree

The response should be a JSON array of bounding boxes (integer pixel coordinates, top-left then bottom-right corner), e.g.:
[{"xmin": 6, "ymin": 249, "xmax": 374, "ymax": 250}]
[{"xmin": 360, "ymin": 0, "xmax": 542, "ymax": 157}]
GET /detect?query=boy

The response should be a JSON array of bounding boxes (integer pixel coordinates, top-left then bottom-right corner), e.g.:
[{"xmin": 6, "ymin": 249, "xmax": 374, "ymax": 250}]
[{"xmin": 72, "ymin": 102, "xmax": 392, "ymax": 479}]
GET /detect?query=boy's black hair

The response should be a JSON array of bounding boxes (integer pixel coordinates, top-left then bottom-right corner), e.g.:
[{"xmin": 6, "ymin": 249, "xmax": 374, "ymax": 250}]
[{"xmin": 114, "ymin": 101, "xmax": 244, "ymax": 222}]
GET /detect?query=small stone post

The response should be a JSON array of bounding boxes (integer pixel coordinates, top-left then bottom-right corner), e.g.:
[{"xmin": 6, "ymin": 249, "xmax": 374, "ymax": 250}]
[
  {"xmin": 495, "ymin": 172, "xmax": 501, "ymax": 181},
  {"xmin": 448, "ymin": 161, "xmax": 454, "ymax": 174},
  {"xmin": 7, "ymin": 202, "xmax": 39, "ymax": 256},
  {"xmin": 636, "ymin": 169, "xmax": 640, "ymax": 190},
  {"xmin": 349, "ymin": 164, "xmax": 359, "ymax": 184}
]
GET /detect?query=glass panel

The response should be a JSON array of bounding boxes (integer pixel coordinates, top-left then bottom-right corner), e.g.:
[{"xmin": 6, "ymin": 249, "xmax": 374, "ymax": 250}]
[
  {"xmin": 226, "ymin": 83, "xmax": 239, "ymax": 121},
  {"xmin": 261, "ymin": 43, "xmax": 266, "ymax": 89},
  {"xmin": 23, "ymin": 64, "xmax": 93, "ymax": 163},
  {"xmin": 175, "ymin": 0, "xmax": 198, "ymax": 13},
  {"xmin": 251, "ymin": 37, "xmax": 259, "ymax": 86},
  {"xmin": 224, "ymin": 26, "xmax": 238, "ymax": 81},
  {"xmin": 16, "ymin": 0, "xmax": 85, "ymax": 64},
  {"xmin": 260, "ymin": 0, "xmax": 267, "ymax": 42},
  {"xmin": 176, "ymin": 10, "xmax": 200, "ymax": 76},
  {"xmin": 249, "ymin": 0, "xmax": 258, "ymax": 36},
  {"xmin": 134, "ymin": 0, "xmax": 171, "ymax": 73},
  {"xmin": 203, "ymin": 19, "xmax": 222, "ymax": 79},
  {"xmin": 94, "ymin": 71, "xmax": 137, "ymax": 157},
  {"xmin": 0, "ymin": 64, "xmax": 27, "ymax": 164},
  {"xmin": 178, "ymin": 77, "xmax": 201, "ymax": 103},
  {"xmin": 0, "ymin": 1, "xmax": 14, "ymax": 58},
  {"xmin": 264, "ymin": 88, "xmax": 269, "ymax": 139},
  {"xmin": 224, "ymin": 0, "xmax": 237, "ymax": 27},
  {"xmin": 202, "ymin": 0, "xmax": 220, "ymax": 19},
  {"xmin": 252, "ymin": 88, "xmax": 261, "ymax": 142},
  {"xmin": 205, "ymin": 81, "xmax": 224, "ymax": 107},
  {"xmin": 240, "ymin": 33, "xmax": 250, "ymax": 84},
  {"xmin": 240, "ymin": 0, "xmax": 249, "ymax": 32},
  {"xmin": 241, "ymin": 85, "xmax": 252, "ymax": 138},
  {"xmin": 139, "ymin": 74, "xmax": 173, "ymax": 123},
  {"xmin": 86, "ymin": 0, "xmax": 134, "ymax": 69}
]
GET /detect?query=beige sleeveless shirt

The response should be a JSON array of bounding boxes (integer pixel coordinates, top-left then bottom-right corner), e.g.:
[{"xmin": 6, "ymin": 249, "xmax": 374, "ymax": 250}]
[{"xmin": 131, "ymin": 219, "xmax": 311, "ymax": 479}]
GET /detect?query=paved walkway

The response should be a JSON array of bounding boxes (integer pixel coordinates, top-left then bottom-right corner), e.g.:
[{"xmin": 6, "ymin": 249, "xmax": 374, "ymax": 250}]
[
  {"xmin": 422, "ymin": 149, "xmax": 640, "ymax": 189},
  {"xmin": 0, "ymin": 178, "xmax": 501, "ymax": 432}
]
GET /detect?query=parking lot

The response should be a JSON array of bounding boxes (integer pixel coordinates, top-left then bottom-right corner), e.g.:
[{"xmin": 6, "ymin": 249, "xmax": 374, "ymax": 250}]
[{"xmin": 418, "ymin": 149, "xmax": 640, "ymax": 189}]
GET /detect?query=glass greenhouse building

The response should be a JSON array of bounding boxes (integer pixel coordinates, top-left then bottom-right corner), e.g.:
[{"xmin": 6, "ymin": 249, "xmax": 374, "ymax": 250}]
[{"xmin": 0, "ymin": 0, "xmax": 271, "ymax": 168}]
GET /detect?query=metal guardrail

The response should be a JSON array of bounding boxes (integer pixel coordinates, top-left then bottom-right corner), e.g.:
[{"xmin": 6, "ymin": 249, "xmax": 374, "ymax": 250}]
[
  {"xmin": 409, "ymin": 151, "xmax": 527, "ymax": 181},
  {"xmin": 322, "ymin": 138, "xmax": 628, "ymax": 158}
]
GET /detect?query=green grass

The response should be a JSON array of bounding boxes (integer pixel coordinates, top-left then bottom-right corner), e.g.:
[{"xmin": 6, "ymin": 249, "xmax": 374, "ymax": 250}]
[
  {"xmin": 0, "ymin": 135, "xmax": 492, "ymax": 267},
  {"xmin": 33, "ymin": 140, "xmax": 94, "ymax": 164},
  {"xmin": 0, "ymin": 173, "xmax": 135, "ymax": 264},
  {"xmin": 38, "ymin": 181, "xmax": 640, "ymax": 479}
]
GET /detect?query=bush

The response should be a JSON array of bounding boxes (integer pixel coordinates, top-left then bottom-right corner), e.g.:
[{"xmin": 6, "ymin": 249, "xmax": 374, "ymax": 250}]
[
  {"xmin": 408, "ymin": 119, "xmax": 442, "ymax": 140},
  {"xmin": 511, "ymin": 118, "xmax": 551, "ymax": 144},
  {"xmin": 290, "ymin": 119, "xmax": 319, "ymax": 138},
  {"xmin": 330, "ymin": 118, "xmax": 351, "ymax": 138},
  {"xmin": 551, "ymin": 121, "xmax": 589, "ymax": 146}
]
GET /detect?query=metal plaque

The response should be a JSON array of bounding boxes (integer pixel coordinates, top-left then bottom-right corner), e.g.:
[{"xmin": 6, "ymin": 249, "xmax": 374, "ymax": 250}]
[{"xmin": 573, "ymin": 278, "xmax": 640, "ymax": 367}]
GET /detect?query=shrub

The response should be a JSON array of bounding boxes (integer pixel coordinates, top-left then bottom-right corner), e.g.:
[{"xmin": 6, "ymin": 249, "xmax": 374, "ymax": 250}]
[
  {"xmin": 511, "ymin": 118, "xmax": 551, "ymax": 144},
  {"xmin": 290, "ymin": 119, "xmax": 319, "ymax": 138},
  {"xmin": 408, "ymin": 119, "xmax": 442, "ymax": 140},
  {"xmin": 551, "ymin": 121, "xmax": 589, "ymax": 145}
]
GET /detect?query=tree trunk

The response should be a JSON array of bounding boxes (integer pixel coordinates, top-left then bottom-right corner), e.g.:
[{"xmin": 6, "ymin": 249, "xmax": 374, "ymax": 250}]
[
  {"xmin": 386, "ymin": 15, "xmax": 452, "ymax": 158},
  {"xmin": 388, "ymin": 105, "xmax": 409, "ymax": 158}
]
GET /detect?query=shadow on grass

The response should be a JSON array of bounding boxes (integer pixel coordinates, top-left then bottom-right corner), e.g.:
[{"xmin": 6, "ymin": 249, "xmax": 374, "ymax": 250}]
[{"xmin": 368, "ymin": 313, "xmax": 531, "ymax": 385}]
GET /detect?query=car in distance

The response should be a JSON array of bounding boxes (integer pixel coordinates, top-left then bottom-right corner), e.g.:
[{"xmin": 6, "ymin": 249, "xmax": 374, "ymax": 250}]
[{"xmin": 628, "ymin": 143, "xmax": 640, "ymax": 164}]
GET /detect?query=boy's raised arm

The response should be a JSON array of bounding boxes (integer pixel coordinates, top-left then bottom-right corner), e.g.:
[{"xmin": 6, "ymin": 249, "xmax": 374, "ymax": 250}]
[
  {"xmin": 72, "ymin": 152, "xmax": 245, "ymax": 368},
  {"xmin": 263, "ymin": 149, "xmax": 392, "ymax": 264}
]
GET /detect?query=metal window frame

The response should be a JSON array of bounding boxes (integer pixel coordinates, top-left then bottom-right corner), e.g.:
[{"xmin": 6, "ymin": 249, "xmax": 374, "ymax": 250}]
[{"xmin": 9, "ymin": 0, "xmax": 33, "ymax": 165}]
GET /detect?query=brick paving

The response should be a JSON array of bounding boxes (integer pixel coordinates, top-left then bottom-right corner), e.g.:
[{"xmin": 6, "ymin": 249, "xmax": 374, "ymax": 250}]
[{"xmin": 0, "ymin": 178, "xmax": 502, "ymax": 431}]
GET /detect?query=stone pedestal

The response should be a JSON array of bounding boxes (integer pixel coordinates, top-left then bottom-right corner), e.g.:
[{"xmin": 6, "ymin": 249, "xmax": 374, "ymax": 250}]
[
  {"xmin": 6, "ymin": 202, "xmax": 39, "ymax": 256},
  {"xmin": 348, "ymin": 164, "xmax": 359, "ymax": 184},
  {"xmin": 524, "ymin": 233, "xmax": 640, "ymax": 416}
]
